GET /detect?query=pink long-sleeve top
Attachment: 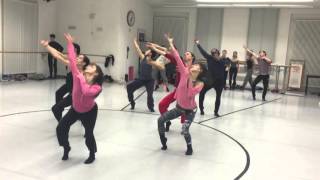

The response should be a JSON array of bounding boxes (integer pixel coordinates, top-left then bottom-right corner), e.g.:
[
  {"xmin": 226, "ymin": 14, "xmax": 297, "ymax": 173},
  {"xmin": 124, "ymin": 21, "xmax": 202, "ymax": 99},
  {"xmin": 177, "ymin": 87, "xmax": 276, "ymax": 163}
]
[
  {"xmin": 67, "ymin": 42, "xmax": 102, "ymax": 113},
  {"xmin": 170, "ymin": 49, "xmax": 203, "ymax": 110}
]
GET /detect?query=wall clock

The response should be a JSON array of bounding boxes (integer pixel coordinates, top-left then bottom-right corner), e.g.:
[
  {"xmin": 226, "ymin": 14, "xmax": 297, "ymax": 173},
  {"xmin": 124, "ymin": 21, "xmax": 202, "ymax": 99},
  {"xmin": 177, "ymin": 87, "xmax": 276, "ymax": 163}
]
[{"xmin": 127, "ymin": 10, "xmax": 135, "ymax": 27}]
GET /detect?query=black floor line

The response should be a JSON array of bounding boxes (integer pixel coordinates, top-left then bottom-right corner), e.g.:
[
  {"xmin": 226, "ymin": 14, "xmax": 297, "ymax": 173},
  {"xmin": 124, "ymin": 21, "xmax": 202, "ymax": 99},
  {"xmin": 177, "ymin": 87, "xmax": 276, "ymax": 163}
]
[
  {"xmin": 195, "ymin": 123, "xmax": 250, "ymax": 180},
  {"xmin": 120, "ymin": 90, "xmax": 147, "ymax": 111},
  {"xmin": 0, "ymin": 108, "xmax": 249, "ymax": 179},
  {"xmin": 199, "ymin": 98, "xmax": 282, "ymax": 124}
]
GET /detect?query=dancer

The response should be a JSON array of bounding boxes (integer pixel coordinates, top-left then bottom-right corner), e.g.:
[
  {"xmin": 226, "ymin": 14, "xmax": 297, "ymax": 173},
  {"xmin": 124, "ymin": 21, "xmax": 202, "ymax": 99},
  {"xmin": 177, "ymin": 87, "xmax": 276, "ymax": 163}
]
[
  {"xmin": 56, "ymin": 33, "xmax": 104, "ymax": 164},
  {"xmin": 48, "ymin": 34, "xmax": 64, "ymax": 79},
  {"xmin": 147, "ymin": 42, "xmax": 195, "ymax": 132},
  {"xmin": 221, "ymin": 50, "xmax": 231, "ymax": 89},
  {"xmin": 229, "ymin": 51, "xmax": 239, "ymax": 90},
  {"xmin": 153, "ymin": 54, "xmax": 170, "ymax": 92},
  {"xmin": 126, "ymin": 38, "xmax": 158, "ymax": 112},
  {"xmin": 241, "ymin": 51, "xmax": 254, "ymax": 89},
  {"xmin": 195, "ymin": 40, "xmax": 225, "ymax": 117},
  {"xmin": 41, "ymin": 41, "xmax": 90, "ymax": 121},
  {"xmin": 157, "ymin": 34, "xmax": 205, "ymax": 155},
  {"xmin": 244, "ymin": 46, "xmax": 272, "ymax": 101}
]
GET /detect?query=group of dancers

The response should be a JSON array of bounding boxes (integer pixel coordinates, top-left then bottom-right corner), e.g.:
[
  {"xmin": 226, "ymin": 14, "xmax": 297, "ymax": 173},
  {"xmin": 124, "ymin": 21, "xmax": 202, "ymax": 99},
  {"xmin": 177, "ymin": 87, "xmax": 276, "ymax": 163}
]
[{"xmin": 41, "ymin": 32, "xmax": 272, "ymax": 164}]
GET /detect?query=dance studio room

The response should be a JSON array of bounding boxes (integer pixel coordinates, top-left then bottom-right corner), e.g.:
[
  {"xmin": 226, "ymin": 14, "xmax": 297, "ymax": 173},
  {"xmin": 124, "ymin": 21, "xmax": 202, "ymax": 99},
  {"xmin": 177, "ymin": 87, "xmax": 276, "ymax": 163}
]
[{"xmin": 0, "ymin": 0, "xmax": 320, "ymax": 179}]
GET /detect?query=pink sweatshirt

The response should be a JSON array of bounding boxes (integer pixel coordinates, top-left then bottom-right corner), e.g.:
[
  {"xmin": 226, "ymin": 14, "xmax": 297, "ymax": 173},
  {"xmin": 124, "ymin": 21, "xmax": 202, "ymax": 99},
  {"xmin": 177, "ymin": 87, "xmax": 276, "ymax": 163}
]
[
  {"xmin": 171, "ymin": 49, "xmax": 203, "ymax": 110},
  {"xmin": 67, "ymin": 42, "xmax": 102, "ymax": 113}
]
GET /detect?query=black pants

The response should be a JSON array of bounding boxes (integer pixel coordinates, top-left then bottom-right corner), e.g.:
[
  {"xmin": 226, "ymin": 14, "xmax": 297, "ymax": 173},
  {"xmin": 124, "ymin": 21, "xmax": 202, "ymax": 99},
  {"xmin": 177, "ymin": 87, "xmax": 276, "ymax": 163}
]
[
  {"xmin": 229, "ymin": 68, "xmax": 238, "ymax": 89},
  {"xmin": 55, "ymin": 84, "xmax": 69, "ymax": 103},
  {"xmin": 48, "ymin": 55, "xmax": 58, "ymax": 78},
  {"xmin": 52, "ymin": 95, "xmax": 72, "ymax": 121},
  {"xmin": 127, "ymin": 79, "xmax": 155, "ymax": 110},
  {"xmin": 252, "ymin": 75, "xmax": 270, "ymax": 99},
  {"xmin": 224, "ymin": 70, "xmax": 228, "ymax": 87},
  {"xmin": 199, "ymin": 79, "xmax": 224, "ymax": 114},
  {"xmin": 56, "ymin": 104, "xmax": 98, "ymax": 153}
]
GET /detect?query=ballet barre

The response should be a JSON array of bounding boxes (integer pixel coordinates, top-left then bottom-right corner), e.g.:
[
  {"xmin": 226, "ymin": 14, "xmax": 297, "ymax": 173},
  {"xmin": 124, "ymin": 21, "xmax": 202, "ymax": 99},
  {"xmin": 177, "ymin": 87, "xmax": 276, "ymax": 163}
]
[{"xmin": 0, "ymin": 51, "xmax": 109, "ymax": 58}]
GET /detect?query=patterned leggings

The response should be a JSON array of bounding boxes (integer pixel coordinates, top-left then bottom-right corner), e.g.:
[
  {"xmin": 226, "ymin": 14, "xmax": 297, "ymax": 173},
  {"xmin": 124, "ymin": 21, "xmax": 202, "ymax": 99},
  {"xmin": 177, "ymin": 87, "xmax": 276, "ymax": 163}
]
[{"xmin": 158, "ymin": 106, "xmax": 196, "ymax": 145}]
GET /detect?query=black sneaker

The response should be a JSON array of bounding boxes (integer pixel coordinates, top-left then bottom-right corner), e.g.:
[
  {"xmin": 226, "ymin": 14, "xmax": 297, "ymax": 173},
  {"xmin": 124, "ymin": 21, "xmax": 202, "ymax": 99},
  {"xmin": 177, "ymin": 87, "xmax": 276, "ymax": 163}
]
[
  {"xmin": 214, "ymin": 113, "xmax": 220, "ymax": 117},
  {"xmin": 160, "ymin": 135, "xmax": 167, "ymax": 150},
  {"xmin": 84, "ymin": 152, "xmax": 95, "ymax": 164},
  {"xmin": 130, "ymin": 101, "xmax": 135, "ymax": 110},
  {"xmin": 62, "ymin": 146, "xmax": 71, "ymax": 161},
  {"xmin": 185, "ymin": 144, "xmax": 193, "ymax": 155},
  {"xmin": 149, "ymin": 108, "xmax": 155, "ymax": 112},
  {"xmin": 200, "ymin": 110, "xmax": 204, "ymax": 115}
]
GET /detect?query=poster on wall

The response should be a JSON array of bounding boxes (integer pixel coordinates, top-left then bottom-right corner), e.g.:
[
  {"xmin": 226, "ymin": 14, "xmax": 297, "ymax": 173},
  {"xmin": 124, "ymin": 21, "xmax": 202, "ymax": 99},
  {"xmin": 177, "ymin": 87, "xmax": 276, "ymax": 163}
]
[{"xmin": 288, "ymin": 60, "xmax": 305, "ymax": 89}]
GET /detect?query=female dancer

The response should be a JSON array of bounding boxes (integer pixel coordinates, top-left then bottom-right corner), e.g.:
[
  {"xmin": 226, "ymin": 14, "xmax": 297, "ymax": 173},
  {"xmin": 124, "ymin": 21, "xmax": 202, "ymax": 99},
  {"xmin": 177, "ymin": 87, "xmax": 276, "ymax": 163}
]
[
  {"xmin": 41, "ymin": 41, "xmax": 90, "ymax": 121},
  {"xmin": 157, "ymin": 34, "xmax": 206, "ymax": 155},
  {"xmin": 126, "ymin": 38, "xmax": 161, "ymax": 112},
  {"xmin": 244, "ymin": 46, "xmax": 272, "ymax": 101},
  {"xmin": 195, "ymin": 40, "xmax": 225, "ymax": 117},
  {"xmin": 229, "ymin": 51, "xmax": 239, "ymax": 90},
  {"xmin": 147, "ymin": 42, "xmax": 195, "ymax": 132},
  {"xmin": 153, "ymin": 54, "xmax": 170, "ymax": 92},
  {"xmin": 241, "ymin": 51, "xmax": 254, "ymax": 89},
  {"xmin": 56, "ymin": 34, "xmax": 104, "ymax": 164},
  {"xmin": 220, "ymin": 50, "xmax": 231, "ymax": 89}
]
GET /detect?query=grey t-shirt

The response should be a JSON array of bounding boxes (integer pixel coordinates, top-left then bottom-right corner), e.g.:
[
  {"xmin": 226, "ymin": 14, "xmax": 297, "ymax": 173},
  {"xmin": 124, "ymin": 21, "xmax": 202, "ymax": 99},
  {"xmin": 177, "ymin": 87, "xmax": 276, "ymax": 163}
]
[{"xmin": 257, "ymin": 58, "xmax": 270, "ymax": 75}]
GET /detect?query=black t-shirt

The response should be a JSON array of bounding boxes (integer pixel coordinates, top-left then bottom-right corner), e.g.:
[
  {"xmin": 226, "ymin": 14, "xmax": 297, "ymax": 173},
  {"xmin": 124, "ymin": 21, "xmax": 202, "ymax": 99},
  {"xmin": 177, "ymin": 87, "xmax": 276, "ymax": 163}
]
[
  {"xmin": 49, "ymin": 41, "xmax": 64, "ymax": 52},
  {"xmin": 139, "ymin": 57, "xmax": 153, "ymax": 80},
  {"xmin": 246, "ymin": 58, "xmax": 253, "ymax": 70}
]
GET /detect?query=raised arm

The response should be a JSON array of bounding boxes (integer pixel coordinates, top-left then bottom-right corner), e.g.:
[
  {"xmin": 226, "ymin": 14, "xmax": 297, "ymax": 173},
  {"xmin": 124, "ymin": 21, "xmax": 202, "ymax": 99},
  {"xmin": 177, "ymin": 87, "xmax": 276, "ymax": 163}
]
[
  {"xmin": 262, "ymin": 56, "xmax": 272, "ymax": 64},
  {"xmin": 41, "ymin": 40, "xmax": 69, "ymax": 65},
  {"xmin": 133, "ymin": 38, "xmax": 145, "ymax": 59},
  {"xmin": 195, "ymin": 40, "xmax": 211, "ymax": 60},
  {"xmin": 146, "ymin": 42, "xmax": 166, "ymax": 56},
  {"xmin": 243, "ymin": 45, "xmax": 259, "ymax": 59},
  {"xmin": 64, "ymin": 33, "xmax": 80, "ymax": 75}
]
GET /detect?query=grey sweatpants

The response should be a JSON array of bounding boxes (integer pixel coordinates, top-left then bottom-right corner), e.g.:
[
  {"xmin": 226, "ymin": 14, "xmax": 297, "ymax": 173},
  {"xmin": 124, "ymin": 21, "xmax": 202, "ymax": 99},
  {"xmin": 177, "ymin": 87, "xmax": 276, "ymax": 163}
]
[
  {"xmin": 158, "ymin": 106, "xmax": 196, "ymax": 145},
  {"xmin": 242, "ymin": 68, "xmax": 253, "ymax": 88}
]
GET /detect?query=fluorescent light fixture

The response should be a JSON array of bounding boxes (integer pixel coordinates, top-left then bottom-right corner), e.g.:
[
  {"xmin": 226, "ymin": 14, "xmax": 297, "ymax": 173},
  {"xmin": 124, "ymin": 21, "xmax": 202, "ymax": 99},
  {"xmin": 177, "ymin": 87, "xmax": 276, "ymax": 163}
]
[
  {"xmin": 233, "ymin": 3, "xmax": 270, "ymax": 7},
  {"xmin": 197, "ymin": 3, "xmax": 232, "ymax": 7},
  {"xmin": 196, "ymin": 0, "xmax": 313, "ymax": 2},
  {"xmin": 271, "ymin": 4, "xmax": 313, "ymax": 7}
]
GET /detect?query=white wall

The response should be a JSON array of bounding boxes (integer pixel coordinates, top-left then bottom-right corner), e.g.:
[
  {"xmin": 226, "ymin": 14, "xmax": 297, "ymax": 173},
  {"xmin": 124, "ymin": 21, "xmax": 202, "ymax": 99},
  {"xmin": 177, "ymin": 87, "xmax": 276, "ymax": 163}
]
[
  {"xmin": 153, "ymin": 7, "xmax": 197, "ymax": 52},
  {"xmin": 55, "ymin": 0, "xmax": 153, "ymax": 82},
  {"xmin": 118, "ymin": 0, "xmax": 154, "ymax": 80},
  {"xmin": 37, "ymin": 0, "xmax": 57, "ymax": 75},
  {"xmin": 0, "ymin": 0, "xmax": 2, "ymax": 79},
  {"xmin": 221, "ymin": 8, "xmax": 250, "ymax": 60},
  {"xmin": 275, "ymin": 8, "xmax": 320, "ymax": 65}
]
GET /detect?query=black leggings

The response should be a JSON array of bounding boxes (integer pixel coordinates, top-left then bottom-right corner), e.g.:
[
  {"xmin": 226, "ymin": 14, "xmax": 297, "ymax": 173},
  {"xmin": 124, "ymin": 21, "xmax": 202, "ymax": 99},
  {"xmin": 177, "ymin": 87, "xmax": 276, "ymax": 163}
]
[
  {"xmin": 229, "ymin": 68, "xmax": 238, "ymax": 88},
  {"xmin": 52, "ymin": 95, "xmax": 72, "ymax": 121},
  {"xmin": 252, "ymin": 75, "xmax": 270, "ymax": 99},
  {"xmin": 199, "ymin": 79, "xmax": 224, "ymax": 114},
  {"xmin": 127, "ymin": 79, "xmax": 155, "ymax": 109},
  {"xmin": 55, "ymin": 84, "xmax": 69, "ymax": 103},
  {"xmin": 48, "ymin": 55, "xmax": 57, "ymax": 78},
  {"xmin": 56, "ymin": 105, "xmax": 98, "ymax": 153}
]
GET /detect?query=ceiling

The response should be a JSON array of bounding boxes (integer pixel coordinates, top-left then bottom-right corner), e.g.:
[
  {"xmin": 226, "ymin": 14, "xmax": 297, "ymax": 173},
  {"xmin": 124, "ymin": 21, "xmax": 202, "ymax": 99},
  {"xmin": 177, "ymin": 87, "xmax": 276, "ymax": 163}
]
[{"xmin": 145, "ymin": 0, "xmax": 320, "ymax": 8}]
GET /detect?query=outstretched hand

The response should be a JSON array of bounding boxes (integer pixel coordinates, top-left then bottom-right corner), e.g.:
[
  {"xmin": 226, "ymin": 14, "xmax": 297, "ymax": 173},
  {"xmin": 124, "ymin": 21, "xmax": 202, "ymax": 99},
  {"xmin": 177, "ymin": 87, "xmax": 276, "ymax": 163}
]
[
  {"xmin": 40, "ymin": 40, "xmax": 49, "ymax": 47},
  {"xmin": 164, "ymin": 33, "xmax": 174, "ymax": 44},
  {"xmin": 194, "ymin": 39, "xmax": 200, "ymax": 44},
  {"xmin": 64, "ymin": 33, "xmax": 74, "ymax": 43}
]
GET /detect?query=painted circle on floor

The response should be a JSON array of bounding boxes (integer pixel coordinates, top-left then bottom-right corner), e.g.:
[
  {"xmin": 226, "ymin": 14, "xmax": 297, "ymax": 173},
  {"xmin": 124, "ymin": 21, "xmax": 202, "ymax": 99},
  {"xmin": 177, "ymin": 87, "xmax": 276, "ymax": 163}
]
[{"xmin": 0, "ymin": 109, "xmax": 249, "ymax": 180}]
